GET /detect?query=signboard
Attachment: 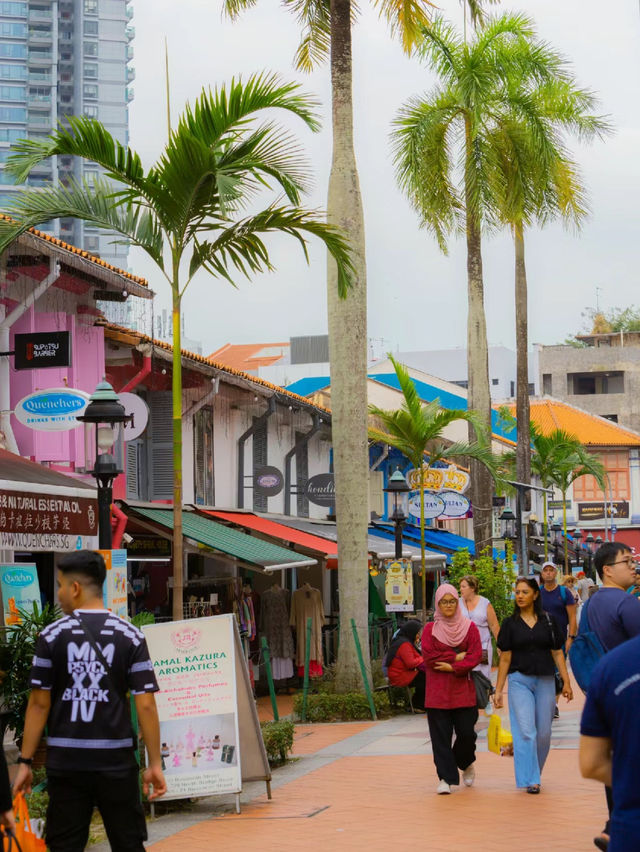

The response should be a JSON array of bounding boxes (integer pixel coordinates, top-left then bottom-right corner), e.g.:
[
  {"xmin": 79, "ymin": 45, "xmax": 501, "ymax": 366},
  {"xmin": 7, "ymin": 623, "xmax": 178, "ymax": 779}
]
[
  {"xmin": 492, "ymin": 496, "xmax": 506, "ymax": 508},
  {"xmin": 0, "ymin": 488, "xmax": 99, "ymax": 552},
  {"xmin": 143, "ymin": 614, "xmax": 270, "ymax": 803},
  {"xmin": 407, "ymin": 464, "xmax": 470, "ymax": 494},
  {"xmin": 0, "ymin": 563, "xmax": 41, "ymax": 625},
  {"xmin": 408, "ymin": 492, "xmax": 445, "ymax": 520},
  {"xmin": 305, "ymin": 473, "xmax": 335, "ymax": 507},
  {"xmin": 14, "ymin": 331, "xmax": 71, "ymax": 370},
  {"xmin": 578, "ymin": 501, "xmax": 630, "ymax": 521},
  {"xmin": 14, "ymin": 388, "xmax": 89, "ymax": 431},
  {"xmin": 548, "ymin": 500, "xmax": 570, "ymax": 510},
  {"xmin": 99, "ymin": 549, "xmax": 128, "ymax": 620},
  {"xmin": 439, "ymin": 490, "xmax": 471, "ymax": 518},
  {"xmin": 384, "ymin": 558, "xmax": 414, "ymax": 612},
  {"xmin": 254, "ymin": 466, "xmax": 284, "ymax": 498},
  {"xmin": 127, "ymin": 535, "xmax": 171, "ymax": 560}
]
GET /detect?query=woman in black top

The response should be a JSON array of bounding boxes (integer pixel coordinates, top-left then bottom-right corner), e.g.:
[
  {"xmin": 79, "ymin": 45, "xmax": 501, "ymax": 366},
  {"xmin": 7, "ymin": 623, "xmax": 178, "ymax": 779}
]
[{"xmin": 494, "ymin": 577, "xmax": 573, "ymax": 793}]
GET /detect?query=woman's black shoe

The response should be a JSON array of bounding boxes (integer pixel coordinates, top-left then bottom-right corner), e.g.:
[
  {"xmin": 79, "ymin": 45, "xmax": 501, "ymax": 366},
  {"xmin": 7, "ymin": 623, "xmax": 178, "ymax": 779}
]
[{"xmin": 593, "ymin": 835, "xmax": 609, "ymax": 851}]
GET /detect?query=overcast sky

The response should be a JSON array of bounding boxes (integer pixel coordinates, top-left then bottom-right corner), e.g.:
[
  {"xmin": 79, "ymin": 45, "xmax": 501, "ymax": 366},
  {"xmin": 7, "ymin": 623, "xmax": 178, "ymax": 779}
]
[{"xmin": 127, "ymin": 0, "xmax": 640, "ymax": 357}]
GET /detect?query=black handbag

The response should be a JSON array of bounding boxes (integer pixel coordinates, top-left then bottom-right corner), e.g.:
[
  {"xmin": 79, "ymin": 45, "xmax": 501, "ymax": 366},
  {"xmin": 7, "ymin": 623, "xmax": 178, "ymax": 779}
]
[{"xmin": 471, "ymin": 670, "xmax": 493, "ymax": 709}]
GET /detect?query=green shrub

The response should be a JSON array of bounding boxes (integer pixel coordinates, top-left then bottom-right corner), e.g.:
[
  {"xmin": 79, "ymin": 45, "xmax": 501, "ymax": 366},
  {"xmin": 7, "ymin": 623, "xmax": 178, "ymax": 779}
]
[
  {"xmin": 448, "ymin": 542, "xmax": 516, "ymax": 625},
  {"xmin": 293, "ymin": 690, "xmax": 390, "ymax": 722},
  {"xmin": 260, "ymin": 720, "xmax": 295, "ymax": 764}
]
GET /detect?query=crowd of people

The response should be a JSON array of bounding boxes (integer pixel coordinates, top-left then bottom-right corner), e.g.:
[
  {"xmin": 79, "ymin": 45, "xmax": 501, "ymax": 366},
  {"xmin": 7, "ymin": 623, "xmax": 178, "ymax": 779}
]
[{"xmin": 383, "ymin": 540, "xmax": 640, "ymax": 852}]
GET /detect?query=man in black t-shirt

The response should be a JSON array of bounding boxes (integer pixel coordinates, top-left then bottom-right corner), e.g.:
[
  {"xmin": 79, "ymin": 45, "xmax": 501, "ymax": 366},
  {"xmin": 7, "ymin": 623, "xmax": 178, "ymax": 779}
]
[{"xmin": 12, "ymin": 551, "xmax": 166, "ymax": 851}]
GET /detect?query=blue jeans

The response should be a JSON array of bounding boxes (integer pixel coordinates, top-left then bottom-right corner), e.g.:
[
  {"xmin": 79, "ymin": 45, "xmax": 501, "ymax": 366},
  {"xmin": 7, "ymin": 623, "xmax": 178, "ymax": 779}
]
[{"xmin": 508, "ymin": 671, "xmax": 556, "ymax": 788}]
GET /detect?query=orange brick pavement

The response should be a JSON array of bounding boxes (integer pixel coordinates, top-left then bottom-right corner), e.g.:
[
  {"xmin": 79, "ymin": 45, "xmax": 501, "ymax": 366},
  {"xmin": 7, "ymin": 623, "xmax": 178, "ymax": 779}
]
[{"xmin": 292, "ymin": 722, "xmax": 375, "ymax": 755}]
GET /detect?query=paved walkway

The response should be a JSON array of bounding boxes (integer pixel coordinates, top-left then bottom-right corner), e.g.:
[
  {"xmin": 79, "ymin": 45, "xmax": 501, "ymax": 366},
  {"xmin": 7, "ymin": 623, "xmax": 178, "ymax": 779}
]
[{"xmin": 91, "ymin": 691, "xmax": 606, "ymax": 851}]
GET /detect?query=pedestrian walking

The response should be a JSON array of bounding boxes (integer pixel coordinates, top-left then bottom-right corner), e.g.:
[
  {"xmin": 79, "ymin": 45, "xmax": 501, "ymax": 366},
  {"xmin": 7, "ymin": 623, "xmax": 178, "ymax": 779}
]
[
  {"xmin": 12, "ymin": 550, "xmax": 167, "ymax": 852},
  {"xmin": 458, "ymin": 574, "xmax": 500, "ymax": 682},
  {"xmin": 494, "ymin": 576, "xmax": 573, "ymax": 794},
  {"xmin": 575, "ymin": 542, "xmax": 640, "ymax": 851},
  {"xmin": 562, "ymin": 575, "xmax": 580, "ymax": 606},
  {"xmin": 539, "ymin": 561, "xmax": 577, "ymax": 718},
  {"xmin": 576, "ymin": 570, "xmax": 595, "ymax": 604},
  {"xmin": 580, "ymin": 632, "xmax": 640, "ymax": 852},
  {"xmin": 421, "ymin": 584, "xmax": 482, "ymax": 795},
  {"xmin": 384, "ymin": 619, "xmax": 426, "ymax": 712}
]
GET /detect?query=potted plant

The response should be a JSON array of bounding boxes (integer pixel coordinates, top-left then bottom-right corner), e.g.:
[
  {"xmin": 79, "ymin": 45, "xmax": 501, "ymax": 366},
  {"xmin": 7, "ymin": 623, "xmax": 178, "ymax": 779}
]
[{"xmin": 0, "ymin": 602, "xmax": 60, "ymax": 762}]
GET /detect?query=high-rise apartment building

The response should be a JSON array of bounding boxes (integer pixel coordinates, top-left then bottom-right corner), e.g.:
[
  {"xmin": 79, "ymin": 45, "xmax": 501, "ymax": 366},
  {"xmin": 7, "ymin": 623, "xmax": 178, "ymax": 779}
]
[{"xmin": 0, "ymin": 0, "xmax": 134, "ymax": 266}]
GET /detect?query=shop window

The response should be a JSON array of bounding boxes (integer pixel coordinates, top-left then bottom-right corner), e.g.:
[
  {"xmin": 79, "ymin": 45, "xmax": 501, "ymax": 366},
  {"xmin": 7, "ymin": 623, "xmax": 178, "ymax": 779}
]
[{"xmin": 193, "ymin": 405, "xmax": 214, "ymax": 506}]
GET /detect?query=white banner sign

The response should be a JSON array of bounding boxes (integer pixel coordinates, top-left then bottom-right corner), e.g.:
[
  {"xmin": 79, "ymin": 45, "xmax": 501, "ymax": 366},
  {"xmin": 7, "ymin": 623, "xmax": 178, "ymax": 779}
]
[
  {"xmin": 13, "ymin": 387, "xmax": 89, "ymax": 431},
  {"xmin": 408, "ymin": 492, "xmax": 445, "ymax": 520},
  {"xmin": 143, "ymin": 615, "xmax": 242, "ymax": 800},
  {"xmin": 0, "ymin": 532, "xmax": 98, "ymax": 552}
]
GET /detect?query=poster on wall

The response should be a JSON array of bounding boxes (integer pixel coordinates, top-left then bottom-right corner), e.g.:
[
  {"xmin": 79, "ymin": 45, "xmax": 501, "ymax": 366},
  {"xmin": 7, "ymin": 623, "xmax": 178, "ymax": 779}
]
[
  {"xmin": 142, "ymin": 614, "xmax": 270, "ymax": 804},
  {"xmin": 384, "ymin": 558, "xmax": 414, "ymax": 612},
  {"xmin": 99, "ymin": 549, "xmax": 128, "ymax": 620},
  {"xmin": 0, "ymin": 563, "xmax": 41, "ymax": 625}
]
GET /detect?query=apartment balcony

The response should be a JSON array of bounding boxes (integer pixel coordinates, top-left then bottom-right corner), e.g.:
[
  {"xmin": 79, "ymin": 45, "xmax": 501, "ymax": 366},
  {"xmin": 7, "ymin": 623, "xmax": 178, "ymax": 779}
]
[
  {"xmin": 125, "ymin": 25, "xmax": 135, "ymax": 41},
  {"xmin": 28, "ymin": 9, "xmax": 53, "ymax": 22},
  {"xmin": 28, "ymin": 72, "xmax": 52, "ymax": 84},
  {"xmin": 126, "ymin": 6, "xmax": 134, "ymax": 20},
  {"xmin": 126, "ymin": 66, "xmax": 135, "ymax": 82},
  {"xmin": 126, "ymin": 87, "xmax": 134, "ymax": 102},
  {"xmin": 27, "ymin": 93, "xmax": 51, "ymax": 108},
  {"xmin": 126, "ymin": 44, "xmax": 134, "ymax": 60},
  {"xmin": 27, "ymin": 112, "xmax": 51, "ymax": 129},
  {"xmin": 27, "ymin": 50, "xmax": 53, "ymax": 64},
  {"xmin": 28, "ymin": 29, "xmax": 53, "ymax": 44}
]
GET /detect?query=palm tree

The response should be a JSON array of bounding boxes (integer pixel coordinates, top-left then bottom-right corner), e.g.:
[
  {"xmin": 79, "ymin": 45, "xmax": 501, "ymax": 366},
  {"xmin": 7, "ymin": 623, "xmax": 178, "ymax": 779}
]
[
  {"xmin": 0, "ymin": 73, "xmax": 354, "ymax": 621},
  {"xmin": 489, "ymin": 51, "xmax": 610, "ymax": 570},
  {"xmin": 369, "ymin": 355, "xmax": 495, "ymax": 615},
  {"xmin": 392, "ymin": 13, "xmax": 539, "ymax": 556},
  {"xmin": 222, "ymin": 0, "xmax": 438, "ymax": 690}
]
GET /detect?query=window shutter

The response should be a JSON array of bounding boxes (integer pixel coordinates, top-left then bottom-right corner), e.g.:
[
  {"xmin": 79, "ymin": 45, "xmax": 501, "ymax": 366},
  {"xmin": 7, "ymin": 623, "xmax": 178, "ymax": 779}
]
[
  {"xmin": 252, "ymin": 416, "xmax": 268, "ymax": 512},
  {"xmin": 295, "ymin": 430, "xmax": 309, "ymax": 518},
  {"xmin": 193, "ymin": 406, "xmax": 214, "ymax": 505},
  {"xmin": 149, "ymin": 392, "xmax": 173, "ymax": 500},
  {"xmin": 126, "ymin": 441, "xmax": 140, "ymax": 499}
]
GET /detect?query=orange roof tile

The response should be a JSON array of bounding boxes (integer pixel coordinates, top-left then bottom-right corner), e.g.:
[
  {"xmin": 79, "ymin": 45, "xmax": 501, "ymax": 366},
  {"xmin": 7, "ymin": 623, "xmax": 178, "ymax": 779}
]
[
  {"xmin": 208, "ymin": 342, "xmax": 289, "ymax": 372},
  {"xmin": 99, "ymin": 321, "xmax": 330, "ymax": 415},
  {"xmin": 0, "ymin": 213, "xmax": 148, "ymax": 287},
  {"xmin": 510, "ymin": 398, "xmax": 640, "ymax": 447}
]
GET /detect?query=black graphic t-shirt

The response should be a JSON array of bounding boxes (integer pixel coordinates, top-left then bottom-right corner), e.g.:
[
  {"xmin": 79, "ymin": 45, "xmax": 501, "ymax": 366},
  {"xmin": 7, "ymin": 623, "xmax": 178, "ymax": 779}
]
[{"xmin": 29, "ymin": 609, "xmax": 159, "ymax": 772}]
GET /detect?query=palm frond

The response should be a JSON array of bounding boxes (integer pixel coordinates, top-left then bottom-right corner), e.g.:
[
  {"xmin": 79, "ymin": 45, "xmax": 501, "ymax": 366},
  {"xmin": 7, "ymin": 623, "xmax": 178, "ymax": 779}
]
[
  {"xmin": 282, "ymin": 0, "xmax": 331, "ymax": 72},
  {"xmin": 373, "ymin": 0, "xmax": 435, "ymax": 54}
]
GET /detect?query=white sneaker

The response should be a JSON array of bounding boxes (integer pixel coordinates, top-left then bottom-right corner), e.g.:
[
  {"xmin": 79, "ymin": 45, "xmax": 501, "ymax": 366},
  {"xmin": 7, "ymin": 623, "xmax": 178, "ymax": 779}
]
[
  {"xmin": 436, "ymin": 779, "xmax": 451, "ymax": 795},
  {"xmin": 462, "ymin": 763, "xmax": 475, "ymax": 787}
]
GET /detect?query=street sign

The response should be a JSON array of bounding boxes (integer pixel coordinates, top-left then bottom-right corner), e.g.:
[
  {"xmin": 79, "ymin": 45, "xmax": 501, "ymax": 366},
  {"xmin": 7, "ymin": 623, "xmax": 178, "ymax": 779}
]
[
  {"xmin": 14, "ymin": 387, "xmax": 89, "ymax": 431},
  {"xmin": 305, "ymin": 473, "xmax": 335, "ymax": 507},
  {"xmin": 14, "ymin": 331, "xmax": 71, "ymax": 370}
]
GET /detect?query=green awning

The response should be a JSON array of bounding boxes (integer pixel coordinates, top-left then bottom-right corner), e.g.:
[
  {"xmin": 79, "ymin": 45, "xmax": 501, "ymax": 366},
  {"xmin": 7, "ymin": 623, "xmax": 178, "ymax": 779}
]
[{"xmin": 132, "ymin": 507, "xmax": 317, "ymax": 571}]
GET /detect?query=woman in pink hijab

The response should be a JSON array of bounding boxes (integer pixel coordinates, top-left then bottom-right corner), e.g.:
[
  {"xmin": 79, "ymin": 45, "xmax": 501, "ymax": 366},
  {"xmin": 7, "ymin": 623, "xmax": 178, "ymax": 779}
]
[{"xmin": 421, "ymin": 583, "xmax": 482, "ymax": 794}]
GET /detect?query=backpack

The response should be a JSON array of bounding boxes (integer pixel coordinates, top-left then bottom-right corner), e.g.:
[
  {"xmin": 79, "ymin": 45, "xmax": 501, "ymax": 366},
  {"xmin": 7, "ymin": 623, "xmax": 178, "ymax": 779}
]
[{"xmin": 568, "ymin": 597, "xmax": 607, "ymax": 694}]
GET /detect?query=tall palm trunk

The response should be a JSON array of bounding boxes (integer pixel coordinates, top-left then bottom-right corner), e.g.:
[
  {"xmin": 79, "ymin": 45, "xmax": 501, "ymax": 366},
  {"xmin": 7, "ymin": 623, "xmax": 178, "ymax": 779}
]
[
  {"xmin": 328, "ymin": 0, "xmax": 371, "ymax": 689},
  {"xmin": 543, "ymin": 490, "xmax": 549, "ymax": 560},
  {"xmin": 171, "ymin": 274, "xmax": 184, "ymax": 621},
  {"xmin": 420, "ymin": 479, "xmax": 426, "ymax": 616},
  {"xmin": 562, "ymin": 489, "xmax": 569, "ymax": 574},
  {"xmin": 464, "ymin": 121, "xmax": 493, "ymax": 554},
  {"xmin": 514, "ymin": 221, "xmax": 531, "ymax": 573}
]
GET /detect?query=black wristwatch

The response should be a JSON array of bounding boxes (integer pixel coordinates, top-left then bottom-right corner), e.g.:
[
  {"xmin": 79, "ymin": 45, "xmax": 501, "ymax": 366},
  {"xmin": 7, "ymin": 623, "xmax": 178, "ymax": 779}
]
[{"xmin": 16, "ymin": 756, "xmax": 32, "ymax": 766}]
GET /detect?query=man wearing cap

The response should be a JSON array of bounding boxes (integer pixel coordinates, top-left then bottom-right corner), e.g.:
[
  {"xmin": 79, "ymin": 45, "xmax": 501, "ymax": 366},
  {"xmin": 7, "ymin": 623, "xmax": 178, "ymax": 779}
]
[{"xmin": 539, "ymin": 561, "xmax": 577, "ymax": 721}]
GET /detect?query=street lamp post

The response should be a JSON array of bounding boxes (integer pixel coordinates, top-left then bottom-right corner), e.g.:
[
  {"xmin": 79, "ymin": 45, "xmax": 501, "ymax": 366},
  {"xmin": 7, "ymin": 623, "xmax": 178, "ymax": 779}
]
[
  {"xmin": 551, "ymin": 522, "xmax": 562, "ymax": 564},
  {"xmin": 573, "ymin": 528, "xmax": 583, "ymax": 571},
  {"xmin": 384, "ymin": 469, "xmax": 410, "ymax": 560},
  {"xmin": 77, "ymin": 379, "xmax": 132, "ymax": 550}
]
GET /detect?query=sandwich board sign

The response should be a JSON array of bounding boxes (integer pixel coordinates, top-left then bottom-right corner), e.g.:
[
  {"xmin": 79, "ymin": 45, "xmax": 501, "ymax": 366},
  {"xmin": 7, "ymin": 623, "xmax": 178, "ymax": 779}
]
[{"xmin": 142, "ymin": 613, "xmax": 271, "ymax": 811}]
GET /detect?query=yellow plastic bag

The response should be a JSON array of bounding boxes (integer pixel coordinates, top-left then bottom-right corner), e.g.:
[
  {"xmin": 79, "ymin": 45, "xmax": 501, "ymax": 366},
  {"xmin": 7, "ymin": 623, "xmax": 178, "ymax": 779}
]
[{"xmin": 487, "ymin": 713, "xmax": 513, "ymax": 756}]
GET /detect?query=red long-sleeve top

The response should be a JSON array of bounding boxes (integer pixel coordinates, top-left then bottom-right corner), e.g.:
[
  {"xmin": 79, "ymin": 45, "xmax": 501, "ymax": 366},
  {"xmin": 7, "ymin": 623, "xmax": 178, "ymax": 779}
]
[
  {"xmin": 388, "ymin": 642, "xmax": 426, "ymax": 687},
  {"xmin": 421, "ymin": 621, "xmax": 482, "ymax": 709}
]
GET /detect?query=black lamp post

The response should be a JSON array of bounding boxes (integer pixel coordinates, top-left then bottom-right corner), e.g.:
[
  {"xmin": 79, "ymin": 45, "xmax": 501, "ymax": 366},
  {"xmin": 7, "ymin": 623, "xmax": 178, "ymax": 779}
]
[
  {"xmin": 573, "ymin": 528, "xmax": 583, "ymax": 570},
  {"xmin": 551, "ymin": 521, "xmax": 562, "ymax": 563},
  {"xmin": 595, "ymin": 535, "xmax": 603, "ymax": 549},
  {"xmin": 384, "ymin": 469, "xmax": 410, "ymax": 560},
  {"xmin": 585, "ymin": 532, "xmax": 595, "ymax": 551},
  {"xmin": 499, "ymin": 507, "xmax": 516, "ymax": 540},
  {"xmin": 77, "ymin": 379, "xmax": 132, "ymax": 550}
]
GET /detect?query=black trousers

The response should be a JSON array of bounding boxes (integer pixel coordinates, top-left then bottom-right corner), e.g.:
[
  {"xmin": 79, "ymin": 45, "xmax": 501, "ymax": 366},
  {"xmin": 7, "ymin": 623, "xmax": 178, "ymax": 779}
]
[
  {"xmin": 604, "ymin": 784, "xmax": 613, "ymax": 835},
  {"xmin": 410, "ymin": 671, "xmax": 426, "ymax": 709},
  {"xmin": 426, "ymin": 706, "xmax": 478, "ymax": 785},
  {"xmin": 46, "ymin": 768, "xmax": 147, "ymax": 852}
]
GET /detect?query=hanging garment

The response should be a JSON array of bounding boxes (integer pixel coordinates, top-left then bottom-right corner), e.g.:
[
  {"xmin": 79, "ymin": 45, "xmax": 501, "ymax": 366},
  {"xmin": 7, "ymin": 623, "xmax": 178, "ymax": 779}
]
[
  {"xmin": 290, "ymin": 584, "xmax": 325, "ymax": 668},
  {"xmin": 261, "ymin": 586, "xmax": 295, "ymax": 659},
  {"xmin": 271, "ymin": 657, "xmax": 294, "ymax": 680}
]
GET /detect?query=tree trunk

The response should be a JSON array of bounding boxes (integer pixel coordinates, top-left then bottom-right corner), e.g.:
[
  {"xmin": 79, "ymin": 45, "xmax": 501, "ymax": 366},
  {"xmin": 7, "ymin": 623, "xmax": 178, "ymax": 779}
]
[
  {"xmin": 420, "ymin": 479, "xmax": 426, "ymax": 618},
  {"xmin": 514, "ymin": 222, "xmax": 531, "ymax": 573},
  {"xmin": 328, "ymin": 0, "xmax": 371, "ymax": 691},
  {"xmin": 171, "ymin": 280, "xmax": 184, "ymax": 621},
  {"xmin": 464, "ymin": 121, "xmax": 493, "ymax": 555}
]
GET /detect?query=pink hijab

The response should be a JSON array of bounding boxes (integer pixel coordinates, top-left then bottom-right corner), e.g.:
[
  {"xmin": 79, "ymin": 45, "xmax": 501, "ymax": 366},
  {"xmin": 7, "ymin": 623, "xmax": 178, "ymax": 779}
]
[{"xmin": 432, "ymin": 583, "xmax": 472, "ymax": 647}]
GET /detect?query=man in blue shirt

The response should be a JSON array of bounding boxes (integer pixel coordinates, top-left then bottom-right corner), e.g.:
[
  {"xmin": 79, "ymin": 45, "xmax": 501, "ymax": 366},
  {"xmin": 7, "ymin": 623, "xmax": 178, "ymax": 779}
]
[
  {"xmin": 580, "ymin": 633, "xmax": 640, "ymax": 852},
  {"xmin": 539, "ymin": 561, "xmax": 577, "ymax": 720},
  {"xmin": 584, "ymin": 542, "xmax": 640, "ymax": 851}
]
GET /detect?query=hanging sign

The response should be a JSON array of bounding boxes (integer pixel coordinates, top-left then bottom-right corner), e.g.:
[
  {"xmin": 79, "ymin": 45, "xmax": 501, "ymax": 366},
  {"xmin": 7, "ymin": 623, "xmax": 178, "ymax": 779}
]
[
  {"xmin": 14, "ymin": 331, "xmax": 71, "ymax": 370},
  {"xmin": 99, "ymin": 549, "xmax": 128, "ymax": 620},
  {"xmin": 127, "ymin": 535, "xmax": 171, "ymax": 560},
  {"xmin": 0, "ymin": 488, "xmax": 98, "ymax": 552},
  {"xmin": 548, "ymin": 500, "xmax": 570, "ymax": 510},
  {"xmin": 384, "ymin": 558, "xmax": 414, "ymax": 612},
  {"xmin": 305, "ymin": 473, "xmax": 335, "ymax": 507},
  {"xmin": 439, "ymin": 490, "xmax": 471, "ymax": 519},
  {"xmin": 254, "ymin": 466, "xmax": 284, "ymax": 497},
  {"xmin": 14, "ymin": 388, "xmax": 89, "ymax": 431},
  {"xmin": 578, "ymin": 501, "xmax": 629, "ymax": 521},
  {"xmin": 142, "ymin": 614, "xmax": 270, "ymax": 803},
  {"xmin": 0, "ymin": 563, "xmax": 41, "ymax": 625},
  {"xmin": 408, "ymin": 492, "xmax": 445, "ymax": 520},
  {"xmin": 407, "ymin": 464, "xmax": 470, "ymax": 494}
]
